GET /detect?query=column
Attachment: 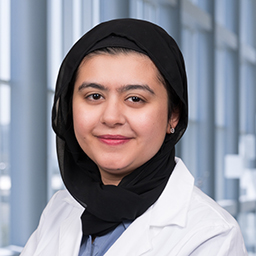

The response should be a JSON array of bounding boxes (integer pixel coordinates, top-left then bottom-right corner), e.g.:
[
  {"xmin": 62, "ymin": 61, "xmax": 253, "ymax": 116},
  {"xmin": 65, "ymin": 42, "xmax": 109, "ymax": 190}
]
[{"xmin": 10, "ymin": 0, "xmax": 47, "ymax": 246}]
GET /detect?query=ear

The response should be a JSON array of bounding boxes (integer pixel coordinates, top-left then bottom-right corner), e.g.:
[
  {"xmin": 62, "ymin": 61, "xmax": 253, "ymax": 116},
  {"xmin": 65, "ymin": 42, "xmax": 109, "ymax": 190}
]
[{"xmin": 166, "ymin": 111, "xmax": 179, "ymax": 134}]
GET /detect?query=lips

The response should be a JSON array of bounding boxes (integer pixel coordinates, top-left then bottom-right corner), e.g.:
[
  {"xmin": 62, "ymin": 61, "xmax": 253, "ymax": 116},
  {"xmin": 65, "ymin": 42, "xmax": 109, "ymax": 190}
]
[{"xmin": 97, "ymin": 135, "xmax": 132, "ymax": 146}]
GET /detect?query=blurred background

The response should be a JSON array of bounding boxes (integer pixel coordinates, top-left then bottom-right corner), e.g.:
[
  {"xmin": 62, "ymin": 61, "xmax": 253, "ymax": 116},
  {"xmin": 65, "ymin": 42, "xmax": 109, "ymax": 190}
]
[{"xmin": 0, "ymin": 0, "xmax": 255, "ymax": 255}]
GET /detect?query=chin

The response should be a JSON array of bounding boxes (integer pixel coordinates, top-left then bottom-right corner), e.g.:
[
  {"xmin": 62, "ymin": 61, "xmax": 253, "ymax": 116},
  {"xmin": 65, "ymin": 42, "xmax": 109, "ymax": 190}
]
[
  {"xmin": 100, "ymin": 163, "xmax": 133, "ymax": 174},
  {"xmin": 102, "ymin": 165, "xmax": 129, "ymax": 173}
]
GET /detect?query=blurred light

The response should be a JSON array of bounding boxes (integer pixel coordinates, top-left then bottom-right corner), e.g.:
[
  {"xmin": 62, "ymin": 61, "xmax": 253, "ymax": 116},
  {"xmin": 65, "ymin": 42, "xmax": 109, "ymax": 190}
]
[
  {"xmin": 51, "ymin": 174, "xmax": 63, "ymax": 190},
  {"xmin": 0, "ymin": 162, "xmax": 6, "ymax": 170},
  {"xmin": 0, "ymin": 84, "xmax": 11, "ymax": 125},
  {"xmin": 0, "ymin": 175, "xmax": 11, "ymax": 190}
]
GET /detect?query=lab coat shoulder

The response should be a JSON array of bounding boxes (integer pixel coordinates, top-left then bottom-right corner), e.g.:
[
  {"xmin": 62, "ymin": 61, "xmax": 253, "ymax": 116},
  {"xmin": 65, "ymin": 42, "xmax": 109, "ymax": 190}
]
[
  {"xmin": 183, "ymin": 185, "xmax": 248, "ymax": 255},
  {"xmin": 157, "ymin": 158, "xmax": 247, "ymax": 255},
  {"xmin": 20, "ymin": 190, "xmax": 84, "ymax": 256}
]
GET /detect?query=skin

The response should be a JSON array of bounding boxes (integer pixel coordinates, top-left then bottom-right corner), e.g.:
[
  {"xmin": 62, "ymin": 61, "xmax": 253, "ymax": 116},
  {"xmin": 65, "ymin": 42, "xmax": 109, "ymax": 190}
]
[{"xmin": 72, "ymin": 52, "xmax": 179, "ymax": 185}]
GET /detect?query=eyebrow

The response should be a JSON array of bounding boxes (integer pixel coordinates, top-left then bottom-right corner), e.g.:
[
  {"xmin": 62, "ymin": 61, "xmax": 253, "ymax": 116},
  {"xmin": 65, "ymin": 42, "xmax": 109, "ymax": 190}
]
[
  {"xmin": 78, "ymin": 83, "xmax": 107, "ymax": 91},
  {"xmin": 117, "ymin": 84, "xmax": 155, "ymax": 95},
  {"xmin": 78, "ymin": 82, "xmax": 155, "ymax": 95}
]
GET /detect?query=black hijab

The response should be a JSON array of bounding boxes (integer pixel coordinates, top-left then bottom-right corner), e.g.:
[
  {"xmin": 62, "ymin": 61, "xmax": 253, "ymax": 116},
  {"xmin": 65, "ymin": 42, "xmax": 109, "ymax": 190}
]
[{"xmin": 52, "ymin": 19, "xmax": 188, "ymax": 236}]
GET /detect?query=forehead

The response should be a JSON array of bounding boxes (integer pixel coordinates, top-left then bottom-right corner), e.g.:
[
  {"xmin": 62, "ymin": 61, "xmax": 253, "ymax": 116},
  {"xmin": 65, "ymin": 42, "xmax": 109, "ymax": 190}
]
[
  {"xmin": 79, "ymin": 50, "xmax": 151, "ymax": 68},
  {"xmin": 76, "ymin": 51, "xmax": 164, "ymax": 84}
]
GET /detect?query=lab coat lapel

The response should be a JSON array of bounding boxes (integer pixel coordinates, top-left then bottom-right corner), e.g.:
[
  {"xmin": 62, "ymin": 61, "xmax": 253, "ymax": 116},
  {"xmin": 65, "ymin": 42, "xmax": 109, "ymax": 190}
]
[
  {"xmin": 150, "ymin": 158, "xmax": 194, "ymax": 228},
  {"xmin": 58, "ymin": 202, "xmax": 83, "ymax": 256},
  {"xmin": 105, "ymin": 207, "xmax": 153, "ymax": 256}
]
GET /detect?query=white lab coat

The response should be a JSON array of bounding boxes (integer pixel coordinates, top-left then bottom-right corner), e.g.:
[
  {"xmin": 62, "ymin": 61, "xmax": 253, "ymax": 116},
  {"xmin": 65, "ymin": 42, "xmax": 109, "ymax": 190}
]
[{"xmin": 21, "ymin": 158, "xmax": 248, "ymax": 256}]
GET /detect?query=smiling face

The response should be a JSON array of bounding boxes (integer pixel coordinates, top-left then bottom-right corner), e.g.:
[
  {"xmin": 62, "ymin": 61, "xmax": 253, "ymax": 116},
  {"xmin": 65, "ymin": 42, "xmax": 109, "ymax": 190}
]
[{"xmin": 72, "ymin": 51, "xmax": 178, "ymax": 185}]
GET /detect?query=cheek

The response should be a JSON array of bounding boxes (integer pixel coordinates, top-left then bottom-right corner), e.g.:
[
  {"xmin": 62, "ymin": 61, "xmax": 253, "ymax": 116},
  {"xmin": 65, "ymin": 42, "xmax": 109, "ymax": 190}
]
[
  {"xmin": 131, "ymin": 111, "xmax": 168, "ymax": 162},
  {"xmin": 131, "ymin": 107, "xmax": 168, "ymax": 141},
  {"xmin": 72, "ymin": 104, "xmax": 95, "ymax": 140}
]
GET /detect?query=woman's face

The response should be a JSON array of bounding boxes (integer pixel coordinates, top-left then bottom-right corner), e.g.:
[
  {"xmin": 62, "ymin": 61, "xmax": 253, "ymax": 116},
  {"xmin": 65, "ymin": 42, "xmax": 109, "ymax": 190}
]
[{"xmin": 72, "ymin": 52, "xmax": 178, "ymax": 185}]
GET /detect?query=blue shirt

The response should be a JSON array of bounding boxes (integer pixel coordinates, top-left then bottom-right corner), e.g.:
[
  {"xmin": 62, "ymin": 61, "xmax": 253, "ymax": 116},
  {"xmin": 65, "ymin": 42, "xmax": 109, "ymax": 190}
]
[{"xmin": 78, "ymin": 221, "xmax": 131, "ymax": 256}]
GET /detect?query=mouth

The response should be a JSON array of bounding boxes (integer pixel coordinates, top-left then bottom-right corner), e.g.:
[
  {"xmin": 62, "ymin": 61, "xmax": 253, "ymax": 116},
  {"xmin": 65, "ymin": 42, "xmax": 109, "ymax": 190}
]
[{"xmin": 97, "ymin": 135, "xmax": 132, "ymax": 146}]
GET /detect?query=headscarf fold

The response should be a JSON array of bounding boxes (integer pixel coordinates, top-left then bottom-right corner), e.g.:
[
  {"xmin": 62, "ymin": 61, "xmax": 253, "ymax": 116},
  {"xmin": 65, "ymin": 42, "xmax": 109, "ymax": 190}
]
[{"xmin": 52, "ymin": 18, "xmax": 188, "ymax": 236}]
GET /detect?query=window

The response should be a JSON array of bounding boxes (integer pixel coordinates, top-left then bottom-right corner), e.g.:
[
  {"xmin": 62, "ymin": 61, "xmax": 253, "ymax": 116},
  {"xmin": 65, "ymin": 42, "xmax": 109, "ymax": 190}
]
[{"xmin": 0, "ymin": 0, "xmax": 10, "ymax": 247}]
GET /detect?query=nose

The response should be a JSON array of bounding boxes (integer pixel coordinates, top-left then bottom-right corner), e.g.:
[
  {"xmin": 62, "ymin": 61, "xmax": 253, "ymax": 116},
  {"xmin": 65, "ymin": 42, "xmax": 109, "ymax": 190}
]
[{"xmin": 100, "ymin": 99, "xmax": 126, "ymax": 127}]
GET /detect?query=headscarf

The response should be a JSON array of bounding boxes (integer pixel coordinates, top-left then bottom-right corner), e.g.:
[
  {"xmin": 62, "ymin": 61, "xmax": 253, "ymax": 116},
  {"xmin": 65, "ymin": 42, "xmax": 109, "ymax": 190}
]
[{"xmin": 52, "ymin": 18, "xmax": 188, "ymax": 236}]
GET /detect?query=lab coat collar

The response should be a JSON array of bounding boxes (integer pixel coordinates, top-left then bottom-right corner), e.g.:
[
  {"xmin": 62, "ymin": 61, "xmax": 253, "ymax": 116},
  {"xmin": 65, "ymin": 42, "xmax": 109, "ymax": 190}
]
[
  {"xmin": 58, "ymin": 208, "xmax": 83, "ymax": 256},
  {"xmin": 150, "ymin": 157, "xmax": 194, "ymax": 227}
]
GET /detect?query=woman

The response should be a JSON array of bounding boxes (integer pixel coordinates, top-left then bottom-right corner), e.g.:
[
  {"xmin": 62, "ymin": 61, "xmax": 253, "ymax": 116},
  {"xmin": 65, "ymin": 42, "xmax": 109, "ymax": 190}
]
[{"xmin": 21, "ymin": 19, "xmax": 247, "ymax": 255}]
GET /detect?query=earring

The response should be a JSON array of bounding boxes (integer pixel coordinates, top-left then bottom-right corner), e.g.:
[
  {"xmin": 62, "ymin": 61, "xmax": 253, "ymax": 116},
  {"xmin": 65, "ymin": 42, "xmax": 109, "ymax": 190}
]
[{"xmin": 170, "ymin": 127, "xmax": 175, "ymax": 134}]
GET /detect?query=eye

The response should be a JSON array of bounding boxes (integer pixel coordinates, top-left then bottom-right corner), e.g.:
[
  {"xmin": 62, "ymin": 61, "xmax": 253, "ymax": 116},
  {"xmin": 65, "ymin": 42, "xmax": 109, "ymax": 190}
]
[
  {"xmin": 127, "ymin": 96, "xmax": 145, "ymax": 103},
  {"xmin": 86, "ymin": 93, "xmax": 103, "ymax": 101}
]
